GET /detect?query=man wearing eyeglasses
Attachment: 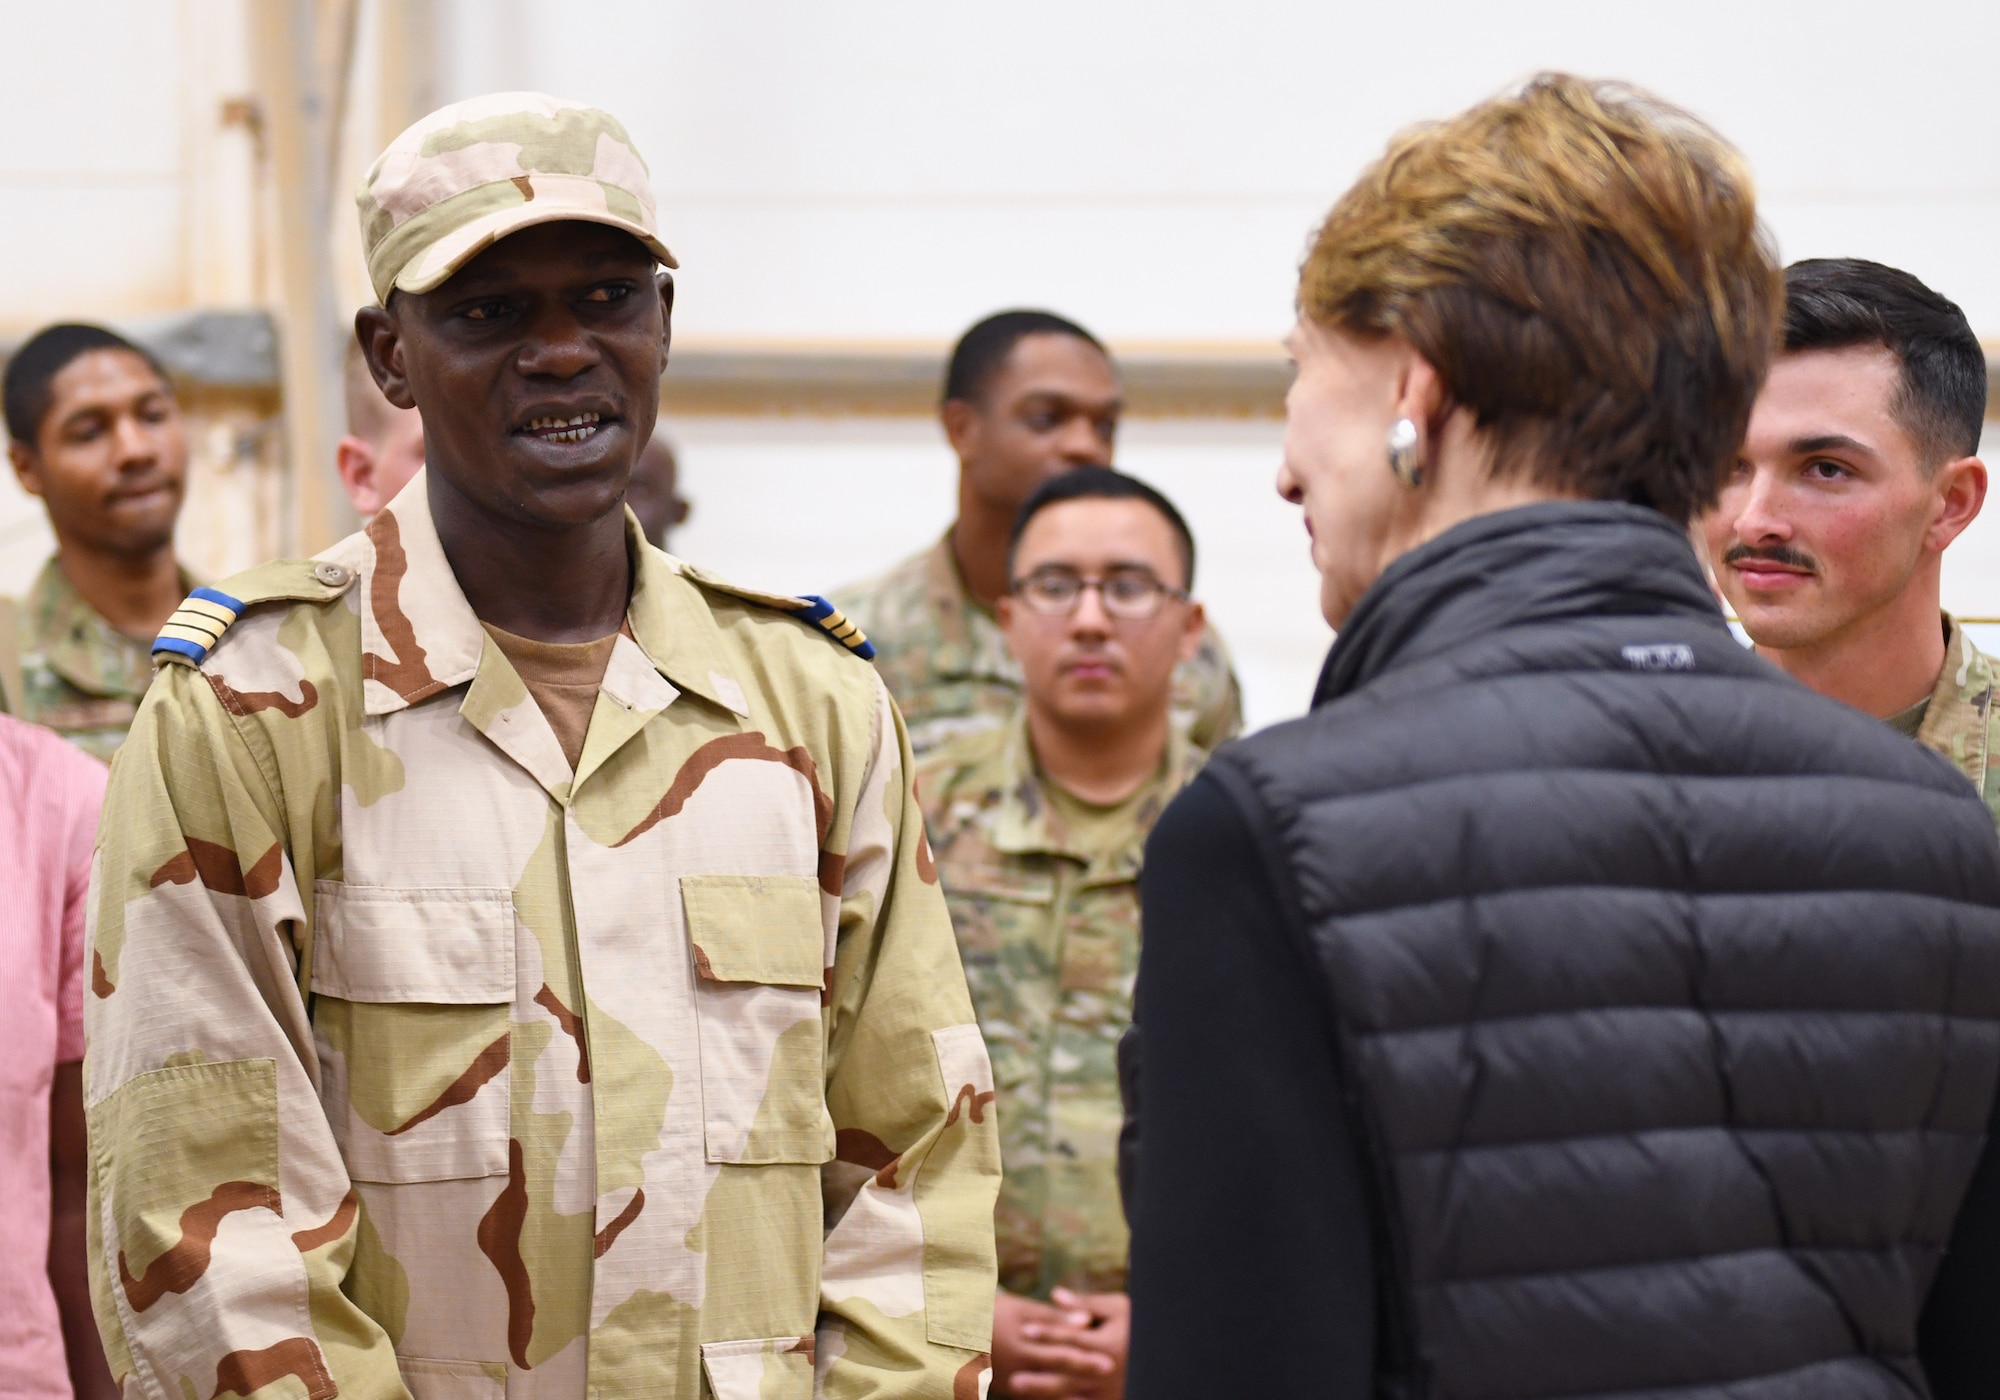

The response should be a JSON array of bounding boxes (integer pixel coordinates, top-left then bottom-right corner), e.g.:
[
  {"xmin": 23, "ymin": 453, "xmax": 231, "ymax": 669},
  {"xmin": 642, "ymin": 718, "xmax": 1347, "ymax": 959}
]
[
  {"xmin": 834, "ymin": 310, "xmax": 1241, "ymax": 757},
  {"xmin": 915, "ymin": 467, "xmax": 1206, "ymax": 1400}
]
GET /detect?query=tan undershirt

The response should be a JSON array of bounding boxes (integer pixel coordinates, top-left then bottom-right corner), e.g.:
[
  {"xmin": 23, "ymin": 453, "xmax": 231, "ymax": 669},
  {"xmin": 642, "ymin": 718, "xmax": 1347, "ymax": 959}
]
[
  {"xmin": 1887, "ymin": 695, "xmax": 1931, "ymax": 739},
  {"xmin": 1043, "ymin": 760, "xmax": 1167, "ymax": 864},
  {"xmin": 1886, "ymin": 620, "xmax": 1952, "ymax": 739},
  {"xmin": 481, "ymin": 622, "xmax": 621, "ymax": 770}
]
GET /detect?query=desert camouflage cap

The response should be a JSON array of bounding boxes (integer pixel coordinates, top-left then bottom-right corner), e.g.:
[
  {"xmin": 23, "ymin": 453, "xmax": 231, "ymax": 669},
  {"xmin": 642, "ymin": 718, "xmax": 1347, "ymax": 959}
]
[{"xmin": 357, "ymin": 91, "xmax": 677, "ymax": 303}]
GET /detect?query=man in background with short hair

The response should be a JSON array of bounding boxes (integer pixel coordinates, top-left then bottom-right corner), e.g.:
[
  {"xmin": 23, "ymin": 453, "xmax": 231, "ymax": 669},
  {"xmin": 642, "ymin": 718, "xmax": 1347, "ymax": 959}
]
[
  {"xmin": 837, "ymin": 310, "xmax": 1240, "ymax": 755},
  {"xmin": 2, "ymin": 324, "xmax": 192, "ymax": 758},
  {"xmin": 1701, "ymin": 258, "xmax": 1994, "ymax": 820},
  {"xmin": 1701, "ymin": 263, "xmax": 2000, "ymax": 1387},
  {"xmin": 334, "ymin": 333, "xmax": 426, "ymax": 518},
  {"xmin": 919, "ymin": 467, "xmax": 1207, "ymax": 1399}
]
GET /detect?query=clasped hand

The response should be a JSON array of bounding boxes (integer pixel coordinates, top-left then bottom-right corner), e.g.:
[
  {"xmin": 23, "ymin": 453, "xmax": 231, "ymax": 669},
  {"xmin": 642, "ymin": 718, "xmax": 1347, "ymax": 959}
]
[{"xmin": 991, "ymin": 1287, "xmax": 1129, "ymax": 1399}]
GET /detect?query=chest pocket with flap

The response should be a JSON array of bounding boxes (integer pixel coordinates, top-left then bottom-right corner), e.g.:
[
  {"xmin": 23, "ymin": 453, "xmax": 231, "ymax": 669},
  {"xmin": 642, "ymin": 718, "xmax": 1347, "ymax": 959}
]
[
  {"xmin": 683, "ymin": 874, "xmax": 834, "ymax": 1165},
  {"xmin": 937, "ymin": 865, "xmax": 1055, "ymax": 963},
  {"xmin": 310, "ymin": 883, "xmax": 516, "ymax": 1184}
]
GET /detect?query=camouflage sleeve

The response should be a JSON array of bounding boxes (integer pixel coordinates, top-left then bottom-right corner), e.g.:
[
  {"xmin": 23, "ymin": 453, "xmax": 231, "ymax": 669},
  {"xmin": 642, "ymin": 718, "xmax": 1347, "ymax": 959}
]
[
  {"xmin": 85, "ymin": 662, "xmax": 409, "ymax": 1400},
  {"xmin": 816, "ymin": 673, "xmax": 999, "ymax": 1398},
  {"xmin": 1181, "ymin": 622, "xmax": 1243, "ymax": 751}
]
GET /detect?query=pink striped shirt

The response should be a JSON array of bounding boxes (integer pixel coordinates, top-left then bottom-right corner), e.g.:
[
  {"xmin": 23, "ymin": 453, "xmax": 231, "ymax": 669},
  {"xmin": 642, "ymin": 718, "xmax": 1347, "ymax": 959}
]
[{"xmin": 0, "ymin": 713, "xmax": 106, "ymax": 1399}]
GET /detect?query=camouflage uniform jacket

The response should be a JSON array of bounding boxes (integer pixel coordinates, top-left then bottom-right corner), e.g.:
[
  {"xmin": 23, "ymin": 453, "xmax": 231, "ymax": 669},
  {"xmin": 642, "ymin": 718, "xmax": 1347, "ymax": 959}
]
[
  {"xmin": 1918, "ymin": 614, "xmax": 2000, "ymax": 831},
  {"xmin": 11, "ymin": 557, "xmax": 184, "ymax": 762},
  {"xmin": 835, "ymin": 534, "xmax": 1242, "ymax": 756},
  {"xmin": 86, "ymin": 481, "xmax": 1000, "ymax": 1400},
  {"xmin": 913, "ymin": 712, "xmax": 1202, "ymax": 1299}
]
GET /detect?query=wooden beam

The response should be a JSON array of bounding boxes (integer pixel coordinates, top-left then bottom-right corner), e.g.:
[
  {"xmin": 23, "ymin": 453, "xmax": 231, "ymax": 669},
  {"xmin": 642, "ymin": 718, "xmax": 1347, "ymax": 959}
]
[
  {"xmin": 247, "ymin": 0, "xmax": 361, "ymax": 554},
  {"xmin": 657, "ymin": 343, "xmax": 1296, "ymax": 418},
  {"xmin": 650, "ymin": 340, "xmax": 2000, "ymax": 421},
  {"xmin": 7, "ymin": 321, "xmax": 1998, "ymax": 426},
  {"xmin": 375, "ymin": 0, "xmax": 437, "ymax": 147}
]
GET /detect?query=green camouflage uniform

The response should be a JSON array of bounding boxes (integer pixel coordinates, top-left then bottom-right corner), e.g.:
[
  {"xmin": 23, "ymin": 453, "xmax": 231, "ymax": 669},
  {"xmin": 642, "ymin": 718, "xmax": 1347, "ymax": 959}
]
[
  {"xmin": 10, "ymin": 557, "xmax": 181, "ymax": 761},
  {"xmin": 86, "ymin": 481, "xmax": 1000, "ymax": 1400},
  {"xmin": 1915, "ymin": 614, "xmax": 2000, "ymax": 831},
  {"xmin": 914, "ymin": 712, "xmax": 1201, "ymax": 1299},
  {"xmin": 835, "ymin": 535, "xmax": 1242, "ymax": 756}
]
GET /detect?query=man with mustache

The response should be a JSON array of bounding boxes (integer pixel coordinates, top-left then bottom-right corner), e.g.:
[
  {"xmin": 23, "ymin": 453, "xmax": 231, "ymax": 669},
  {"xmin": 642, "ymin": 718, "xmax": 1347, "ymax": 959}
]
[
  {"xmin": 1703, "ymin": 257, "xmax": 1994, "ymax": 822},
  {"xmin": 917, "ymin": 468, "xmax": 1206, "ymax": 1399},
  {"xmin": 2, "ymin": 323, "xmax": 193, "ymax": 759},
  {"xmin": 85, "ymin": 93, "xmax": 998, "ymax": 1400}
]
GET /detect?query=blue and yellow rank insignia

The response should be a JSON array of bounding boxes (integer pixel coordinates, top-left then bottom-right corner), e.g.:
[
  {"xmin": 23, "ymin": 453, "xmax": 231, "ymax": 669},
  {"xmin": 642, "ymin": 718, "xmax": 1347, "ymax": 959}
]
[
  {"xmin": 153, "ymin": 587, "xmax": 245, "ymax": 665},
  {"xmin": 794, "ymin": 595, "xmax": 875, "ymax": 660}
]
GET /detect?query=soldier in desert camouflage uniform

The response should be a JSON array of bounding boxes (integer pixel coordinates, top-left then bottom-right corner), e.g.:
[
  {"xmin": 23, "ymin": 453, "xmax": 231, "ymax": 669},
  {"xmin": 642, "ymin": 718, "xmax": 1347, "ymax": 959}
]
[
  {"xmin": 834, "ymin": 312, "xmax": 1240, "ymax": 757},
  {"xmin": 86, "ymin": 92, "xmax": 998, "ymax": 1400},
  {"xmin": 1701, "ymin": 258, "xmax": 1999, "ymax": 832},
  {"xmin": 916, "ymin": 470, "xmax": 1205, "ymax": 1399},
  {"xmin": 3, "ymin": 324, "xmax": 195, "ymax": 759}
]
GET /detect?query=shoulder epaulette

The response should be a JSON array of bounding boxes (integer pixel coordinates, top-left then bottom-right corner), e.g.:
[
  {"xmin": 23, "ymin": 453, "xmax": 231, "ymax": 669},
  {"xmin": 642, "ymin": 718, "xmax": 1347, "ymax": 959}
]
[
  {"xmin": 681, "ymin": 565, "xmax": 876, "ymax": 661},
  {"xmin": 793, "ymin": 594, "xmax": 876, "ymax": 660},
  {"xmin": 153, "ymin": 559, "xmax": 360, "ymax": 668},
  {"xmin": 154, "ymin": 586, "xmax": 247, "ymax": 666}
]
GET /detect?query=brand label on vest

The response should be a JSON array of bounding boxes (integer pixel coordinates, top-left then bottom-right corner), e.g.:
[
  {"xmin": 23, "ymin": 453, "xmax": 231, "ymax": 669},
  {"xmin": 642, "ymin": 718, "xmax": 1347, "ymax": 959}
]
[{"xmin": 1621, "ymin": 643, "xmax": 1695, "ymax": 671}]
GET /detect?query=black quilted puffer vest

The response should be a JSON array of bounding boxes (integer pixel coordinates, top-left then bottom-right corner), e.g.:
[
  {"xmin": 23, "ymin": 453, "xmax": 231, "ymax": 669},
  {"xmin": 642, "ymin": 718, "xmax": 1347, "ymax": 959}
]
[{"xmin": 1215, "ymin": 503, "xmax": 2000, "ymax": 1400}]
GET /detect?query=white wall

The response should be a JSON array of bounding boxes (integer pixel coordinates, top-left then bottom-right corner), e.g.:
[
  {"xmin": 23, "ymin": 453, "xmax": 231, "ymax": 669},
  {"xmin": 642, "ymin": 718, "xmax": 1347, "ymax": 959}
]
[
  {"xmin": 0, "ymin": 2, "xmax": 187, "ymax": 324},
  {"xmin": 663, "ymin": 417, "xmax": 2000, "ymax": 732},
  {"xmin": 436, "ymin": 0, "xmax": 2000, "ymax": 344},
  {"xmin": 0, "ymin": 0, "xmax": 259, "ymax": 326},
  {"xmin": 665, "ymin": 416, "xmax": 1326, "ymax": 730},
  {"xmin": 5, "ymin": 0, "xmax": 2000, "ymax": 730},
  {"xmin": 10, "ymin": 2, "xmax": 1994, "ymax": 341},
  {"xmin": 429, "ymin": 0, "xmax": 2000, "ymax": 728}
]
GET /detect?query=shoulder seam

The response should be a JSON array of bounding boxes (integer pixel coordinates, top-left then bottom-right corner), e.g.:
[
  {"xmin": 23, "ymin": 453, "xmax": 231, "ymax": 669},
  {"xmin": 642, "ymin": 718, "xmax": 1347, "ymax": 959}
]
[
  {"xmin": 172, "ymin": 662, "xmax": 308, "ymax": 1000},
  {"xmin": 794, "ymin": 594, "xmax": 877, "ymax": 661},
  {"xmin": 152, "ymin": 563, "xmax": 357, "ymax": 668},
  {"xmin": 685, "ymin": 566, "xmax": 877, "ymax": 661},
  {"xmin": 153, "ymin": 586, "xmax": 250, "ymax": 668}
]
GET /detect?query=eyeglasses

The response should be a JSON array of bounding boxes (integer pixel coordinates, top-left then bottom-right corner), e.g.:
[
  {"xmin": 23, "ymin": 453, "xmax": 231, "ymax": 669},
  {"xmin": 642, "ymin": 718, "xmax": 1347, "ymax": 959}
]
[{"xmin": 1010, "ymin": 565, "xmax": 1189, "ymax": 620}]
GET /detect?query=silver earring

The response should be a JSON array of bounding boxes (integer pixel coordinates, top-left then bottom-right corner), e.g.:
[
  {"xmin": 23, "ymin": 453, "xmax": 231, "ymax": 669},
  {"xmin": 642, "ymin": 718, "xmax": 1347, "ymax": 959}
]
[{"xmin": 1387, "ymin": 418, "xmax": 1423, "ymax": 488}]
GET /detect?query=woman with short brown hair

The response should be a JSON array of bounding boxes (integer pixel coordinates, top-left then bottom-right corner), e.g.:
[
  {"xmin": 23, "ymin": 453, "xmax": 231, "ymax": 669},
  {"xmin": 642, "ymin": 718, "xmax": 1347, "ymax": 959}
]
[{"xmin": 1125, "ymin": 74, "xmax": 2000, "ymax": 1398}]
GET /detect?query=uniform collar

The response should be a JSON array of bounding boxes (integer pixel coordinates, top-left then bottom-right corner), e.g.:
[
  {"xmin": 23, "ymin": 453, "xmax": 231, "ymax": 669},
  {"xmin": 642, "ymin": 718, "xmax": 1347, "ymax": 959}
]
[
  {"xmin": 625, "ymin": 535, "xmax": 755, "ymax": 718},
  {"xmin": 349, "ymin": 480, "xmax": 483, "ymax": 714},
  {"xmin": 921, "ymin": 531, "xmax": 977, "ymax": 647},
  {"xmin": 350, "ymin": 471, "xmax": 750, "ymax": 723},
  {"xmin": 987, "ymin": 706, "xmax": 1199, "ymax": 877},
  {"xmin": 28, "ymin": 555, "xmax": 185, "ymax": 700},
  {"xmin": 1314, "ymin": 501, "xmax": 1718, "ymax": 707},
  {"xmin": 1916, "ymin": 612, "xmax": 1994, "ymax": 796},
  {"xmin": 922, "ymin": 529, "xmax": 1017, "ymax": 684}
]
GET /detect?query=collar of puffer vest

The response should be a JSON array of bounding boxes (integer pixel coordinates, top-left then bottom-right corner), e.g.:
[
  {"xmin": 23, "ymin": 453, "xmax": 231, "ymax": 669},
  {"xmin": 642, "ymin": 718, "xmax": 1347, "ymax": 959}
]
[{"xmin": 1312, "ymin": 500, "xmax": 1724, "ymax": 709}]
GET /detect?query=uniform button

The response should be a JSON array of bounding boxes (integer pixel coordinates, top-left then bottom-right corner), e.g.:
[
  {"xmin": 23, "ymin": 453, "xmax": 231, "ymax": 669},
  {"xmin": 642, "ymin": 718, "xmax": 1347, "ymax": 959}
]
[{"xmin": 313, "ymin": 561, "xmax": 351, "ymax": 587}]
